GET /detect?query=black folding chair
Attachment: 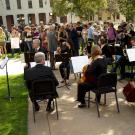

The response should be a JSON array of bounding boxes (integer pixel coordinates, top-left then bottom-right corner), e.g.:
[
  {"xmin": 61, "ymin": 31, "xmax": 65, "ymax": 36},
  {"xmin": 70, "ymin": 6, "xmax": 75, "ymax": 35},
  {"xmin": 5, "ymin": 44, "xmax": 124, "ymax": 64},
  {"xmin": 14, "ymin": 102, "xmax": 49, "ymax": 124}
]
[
  {"xmin": 88, "ymin": 73, "xmax": 120, "ymax": 117},
  {"xmin": 32, "ymin": 79, "xmax": 59, "ymax": 122}
]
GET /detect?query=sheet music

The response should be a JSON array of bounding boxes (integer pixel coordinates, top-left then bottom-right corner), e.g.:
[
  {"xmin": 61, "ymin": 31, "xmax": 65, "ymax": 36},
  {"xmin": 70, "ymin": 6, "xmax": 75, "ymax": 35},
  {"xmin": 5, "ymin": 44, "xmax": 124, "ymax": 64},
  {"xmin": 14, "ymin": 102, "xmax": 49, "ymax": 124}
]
[
  {"xmin": 71, "ymin": 56, "xmax": 89, "ymax": 73},
  {"xmin": 0, "ymin": 56, "xmax": 8, "ymax": 69},
  {"xmin": 11, "ymin": 38, "xmax": 20, "ymax": 49},
  {"xmin": 30, "ymin": 61, "xmax": 51, "ymax": 68},
  {"xmin": 126, "ymin": 48, "xmax": 135, "ymax": 62}
]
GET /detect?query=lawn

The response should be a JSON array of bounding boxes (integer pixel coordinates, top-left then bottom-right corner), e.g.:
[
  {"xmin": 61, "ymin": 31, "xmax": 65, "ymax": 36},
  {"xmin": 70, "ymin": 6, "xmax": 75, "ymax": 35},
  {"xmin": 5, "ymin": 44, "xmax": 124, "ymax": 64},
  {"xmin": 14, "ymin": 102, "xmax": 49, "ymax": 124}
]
[{"xmin": 0, "ymin": 74, "xmax": 28, "ymax": 135}]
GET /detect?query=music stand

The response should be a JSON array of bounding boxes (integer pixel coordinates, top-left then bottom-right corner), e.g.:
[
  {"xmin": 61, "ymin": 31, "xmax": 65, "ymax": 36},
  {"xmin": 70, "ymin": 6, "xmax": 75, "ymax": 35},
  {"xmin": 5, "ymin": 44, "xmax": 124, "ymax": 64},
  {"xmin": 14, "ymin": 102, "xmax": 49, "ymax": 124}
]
[
  {"xmin": 108, "ymin": 44, "xmax": 124, "ymax": 56},
  {"xmin": 126, "ymin": 48, "xmax": 135, "ymax": 79},
  {"xmin": 0, "ymin": 56, "xmax": 14, "ymax": 101},
  {"xmin": 55, "ymin": 53, "xmax": 71, "ymax": 90},
  {"xmin": 24, "ymin": 52, "xmax": 35, "ymax": 63}
]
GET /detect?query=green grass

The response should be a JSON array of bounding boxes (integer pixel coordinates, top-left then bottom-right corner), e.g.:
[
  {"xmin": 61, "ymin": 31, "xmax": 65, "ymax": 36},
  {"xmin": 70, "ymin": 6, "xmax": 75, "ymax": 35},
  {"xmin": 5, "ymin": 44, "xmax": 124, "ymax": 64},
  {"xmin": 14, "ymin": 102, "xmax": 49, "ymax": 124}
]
[
  {"xmin": 0, "ymin": 53, "xmax": 21, "ymax": 60},
  {"xmin": 0, "ymin": 74, "xmax": 28, "ymax": 135}
]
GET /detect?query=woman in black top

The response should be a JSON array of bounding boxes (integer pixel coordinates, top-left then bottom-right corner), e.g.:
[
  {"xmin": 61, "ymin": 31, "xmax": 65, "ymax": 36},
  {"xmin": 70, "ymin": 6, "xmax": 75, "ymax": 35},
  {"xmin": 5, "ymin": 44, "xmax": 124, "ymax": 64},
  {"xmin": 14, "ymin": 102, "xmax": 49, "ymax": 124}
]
[
  {"xmin": 56, "ymin": 41, "xmax": 72, "ymax": 84},
  {"xmin": 77, "ymin": 45, "xmax": 107, "ymax": 107}
]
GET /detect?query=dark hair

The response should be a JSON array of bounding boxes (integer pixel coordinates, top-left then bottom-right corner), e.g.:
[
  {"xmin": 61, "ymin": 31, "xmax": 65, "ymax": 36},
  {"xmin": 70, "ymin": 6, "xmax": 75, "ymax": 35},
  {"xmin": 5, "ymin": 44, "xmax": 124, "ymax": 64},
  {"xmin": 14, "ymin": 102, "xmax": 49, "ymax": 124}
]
[{"xmin": 130, "ymin": 37, "xmax": 135, "ymax": 42}]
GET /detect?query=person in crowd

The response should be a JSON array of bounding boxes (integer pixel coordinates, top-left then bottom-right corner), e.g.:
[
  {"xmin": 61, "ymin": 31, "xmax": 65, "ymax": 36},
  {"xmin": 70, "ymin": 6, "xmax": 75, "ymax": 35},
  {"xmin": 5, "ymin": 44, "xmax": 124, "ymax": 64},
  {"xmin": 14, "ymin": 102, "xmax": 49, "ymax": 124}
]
[
  {"xmin": 107, "ymin": 22, "xmax": 117, "ymax": 45},
  {"xmin": 76, "ymin": 22, "xmax": 83, "ymax": 54},
  {"xmin": 88, "ymin": 22, "xmax": 95, "ymax": 43},
  {"xmin": 0, "ymin": 27, "xmax": 7, "ymax": 56},
  {"xmin": 58, "ymin": 26, "xmax": 68, "ymax": 46},
  {"xmin": 10, "ymin": 26, "xmax": 21, "ymax": 56},
  {"xmin": 82, "ymin": 24, "xmax": 88, "ymax": 48},
  {"xmin": 111, "ymin": 37, "xmax": 135, "ymax": 80},
  {"xmin": 23, "ymin": 26, "xmax": 33, "ymax": 52},
  {"xmin": 56, "ymin": 40, "xmax": 72, "ymax": 84},
  {"xmin": 1, "ymin": 25, "xmax": 9, "ymax": 41},
  {"xmin": 32, "ymin": 39, "xmax": 48, "ymax": 59},
  {"xmin": 40, "ymin": 26, "xmax": 48, "ymax": 50},
  {"xmin": 69, "ymin": 24, "xmax": 79, "ymax": 56},
  {"xmin": 24, "ymin": 52, "xmax": 59, "ymax": 111},
  {"xmin": 77, "ymin": 45, "xmax": 107, "ymax": 107},
  {"xmin": 47, "ymin": 25, "xmax": 58, "ymax": 69},
  {"xmin": 93, "ymin": 24, "xmax": 101, "ymax": 45},
  {"xmin": 31, "ymin": 24, "xmax": 40, "ymax": 39}
]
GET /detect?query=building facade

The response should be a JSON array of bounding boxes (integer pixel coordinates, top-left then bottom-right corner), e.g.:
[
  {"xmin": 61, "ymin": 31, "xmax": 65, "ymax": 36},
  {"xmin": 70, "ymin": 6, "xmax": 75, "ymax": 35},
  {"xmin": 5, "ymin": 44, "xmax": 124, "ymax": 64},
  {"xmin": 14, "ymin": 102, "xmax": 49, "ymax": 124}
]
[
  {"xmin": 0, "ymin": 0, "xmax": 55, "ymax": 30},
  {"xmin": 0, "ymin": 0, "xmax": 126, "ymax": 30}
]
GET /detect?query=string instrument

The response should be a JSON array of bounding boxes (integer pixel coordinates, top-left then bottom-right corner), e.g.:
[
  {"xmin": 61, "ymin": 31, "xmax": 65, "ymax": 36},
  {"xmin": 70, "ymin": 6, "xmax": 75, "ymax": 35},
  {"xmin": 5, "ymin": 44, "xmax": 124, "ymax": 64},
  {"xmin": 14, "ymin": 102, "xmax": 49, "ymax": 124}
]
[
  {"xmin": 79, "ymin": 57, "xmax": 94, "ymax": 83},
  {"xmin": 79, "ymin": 64, "xmax": 88, "ymax": 83}
]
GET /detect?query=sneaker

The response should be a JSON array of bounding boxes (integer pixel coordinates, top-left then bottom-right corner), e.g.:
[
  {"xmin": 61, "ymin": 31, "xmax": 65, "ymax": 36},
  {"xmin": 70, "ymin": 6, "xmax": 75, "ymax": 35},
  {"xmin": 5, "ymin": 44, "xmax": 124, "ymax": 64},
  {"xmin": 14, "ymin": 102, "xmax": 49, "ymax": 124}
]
[{"xmin": 78, "ymin": 103, "xmax": 86, "ymax": 108}]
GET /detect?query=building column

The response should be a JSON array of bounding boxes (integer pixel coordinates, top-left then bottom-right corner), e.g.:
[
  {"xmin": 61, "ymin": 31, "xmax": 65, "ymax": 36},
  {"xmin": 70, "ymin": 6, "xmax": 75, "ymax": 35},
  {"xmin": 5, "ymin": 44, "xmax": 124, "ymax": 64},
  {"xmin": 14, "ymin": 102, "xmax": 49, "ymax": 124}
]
[
  {"xmin": 35, "ymin": 13, "xmax": 39, "ymax": 25},
  {"xmin": 24, "ymin": 14, "xmax": 28, "ymax": 25},
  {"xmin": 13, "ymin": 15, "xmax": 17, "ymax": 25},
  {"xmin": 2, "ymin": 15, "xmax": 7, "ymax": 28},
  {"xmin": 46, "ymin": 13, "xmax": 50, "ymax": 24}
]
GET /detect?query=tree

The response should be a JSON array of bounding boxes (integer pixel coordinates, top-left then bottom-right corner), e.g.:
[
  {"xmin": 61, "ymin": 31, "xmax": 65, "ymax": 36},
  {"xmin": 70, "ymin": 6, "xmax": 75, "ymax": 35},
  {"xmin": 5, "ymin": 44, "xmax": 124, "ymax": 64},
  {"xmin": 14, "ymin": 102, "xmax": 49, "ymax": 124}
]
[
  {"xmin": 118, "ymin": 0, "xmax": 135, "ymax": 21},
  {"xmin": 107, "ymin": 0, "xmax": 119, "ymax": 21},
  {"xmin": 51, "ymin": 0, "xmax": 72, "ymax": 17},
  {"xmin": 51, "ymin": 0, "xmax": 107, "ymax": 21}
]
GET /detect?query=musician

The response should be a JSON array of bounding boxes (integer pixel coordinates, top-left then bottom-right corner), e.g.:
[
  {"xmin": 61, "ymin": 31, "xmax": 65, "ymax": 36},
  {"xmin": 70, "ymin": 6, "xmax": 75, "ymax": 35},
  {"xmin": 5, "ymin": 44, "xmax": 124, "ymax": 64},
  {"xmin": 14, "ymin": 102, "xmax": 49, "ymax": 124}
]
[
  {"xmin": 24, "ymin": 52, "xmax": 59, "ymax": 111},
  {"xmin": 56, "ymin": 41, "xmax": 72, "ymax": 84},
  {"xmin": 111, "ymin": 37, "xmax": 135, "ymax": 80},
  {"xmin": 77, "ymin": 45, "xmax": 107, "ymax": 108},
  {"xmin": 32, "ymin": 39, "xmax": 48, "ymax": 60}
]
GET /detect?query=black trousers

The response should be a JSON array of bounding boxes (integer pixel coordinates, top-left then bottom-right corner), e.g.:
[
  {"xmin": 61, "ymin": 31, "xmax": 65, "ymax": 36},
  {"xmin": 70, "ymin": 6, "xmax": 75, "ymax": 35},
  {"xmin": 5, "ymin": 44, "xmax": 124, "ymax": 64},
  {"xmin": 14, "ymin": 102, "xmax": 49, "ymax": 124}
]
[
  {"xmin": 112, "ymin": 56, "xmax": 129, "ymax": 78},
  {"xmin": 59, "ymin": 62, "xmax": 70, "ymax": 80},
  {"xmin": 77, "ymin": 82, "xmax": 101, "ymax": 104},
  {"xmin": 49, "ymin": 52, "xmax": 55, "ymax": 69}
]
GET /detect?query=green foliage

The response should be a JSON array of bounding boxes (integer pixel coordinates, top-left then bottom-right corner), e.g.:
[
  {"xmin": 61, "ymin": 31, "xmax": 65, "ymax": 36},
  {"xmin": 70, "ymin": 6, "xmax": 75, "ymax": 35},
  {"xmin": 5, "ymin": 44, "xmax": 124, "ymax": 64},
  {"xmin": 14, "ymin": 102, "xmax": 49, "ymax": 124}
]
[
  {"xmin": 0, "ymin": 74, "xmax": 28, "ymax": 135},
  {"xmin": 52, "ymin": 0, "xmax": 72, "ymax": 16},
  {"xmin": 51, "ymin": 0, "xmax": 107, "ymax": 20},
  {"xmin": 118, "ymin": 0, "xmax": 135, "ymax": 21}
]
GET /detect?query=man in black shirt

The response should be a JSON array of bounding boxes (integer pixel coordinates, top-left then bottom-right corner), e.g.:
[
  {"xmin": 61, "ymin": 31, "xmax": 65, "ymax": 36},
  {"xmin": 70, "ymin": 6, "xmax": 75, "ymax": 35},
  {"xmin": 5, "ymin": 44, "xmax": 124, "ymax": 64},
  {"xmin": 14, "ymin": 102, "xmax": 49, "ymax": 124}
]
[{"xmin": 24, "ymin": 52, "xmax": 59, "ymax": 111}]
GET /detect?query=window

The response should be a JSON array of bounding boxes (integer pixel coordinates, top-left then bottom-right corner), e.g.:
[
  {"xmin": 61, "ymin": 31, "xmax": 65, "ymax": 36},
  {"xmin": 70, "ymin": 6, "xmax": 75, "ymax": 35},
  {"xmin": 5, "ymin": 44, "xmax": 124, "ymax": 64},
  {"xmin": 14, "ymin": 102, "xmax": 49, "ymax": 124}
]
[
  {"xmin": 39, "ymin": 0, "xmax": 43, "ymax": 8},
  {"xmin": 28, "ymin": 0, "xmax": 32, "ymax": 8},
  {"xmin": 50, "ymin": 0, "xmax": 53, "ymax": 7},
  {"xmin": 5, "ymin": 0, "xmax": 10, "ymax": 10},
  {"xmin": 17, "ymin": 0, "xmax": 22, "ymax": 9}
]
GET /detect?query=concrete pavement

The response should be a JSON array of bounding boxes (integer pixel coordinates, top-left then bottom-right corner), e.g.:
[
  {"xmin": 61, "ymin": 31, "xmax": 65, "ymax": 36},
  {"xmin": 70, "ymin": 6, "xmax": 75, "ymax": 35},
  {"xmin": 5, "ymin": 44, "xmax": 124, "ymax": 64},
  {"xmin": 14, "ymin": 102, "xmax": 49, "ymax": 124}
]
[
  {"xmin": 1, "ymin": 58, "xmax": 135, "ymax": 135},
  {"xmin": 28, "ymin": 70, "xmax": 135, "ymax": 135}
]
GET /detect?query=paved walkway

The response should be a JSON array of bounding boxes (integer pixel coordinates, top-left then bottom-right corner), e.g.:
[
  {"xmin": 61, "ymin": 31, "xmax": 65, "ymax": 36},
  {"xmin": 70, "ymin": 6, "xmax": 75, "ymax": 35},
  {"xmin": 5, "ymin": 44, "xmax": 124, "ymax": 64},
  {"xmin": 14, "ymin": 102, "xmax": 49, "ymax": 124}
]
[
  {"xmin": 28, "ymin": 70, "xmax": 135, "ymax": 135},
  {"xmin": 1, "ymin": 58, "xmax": 135, "ymax": 135}
]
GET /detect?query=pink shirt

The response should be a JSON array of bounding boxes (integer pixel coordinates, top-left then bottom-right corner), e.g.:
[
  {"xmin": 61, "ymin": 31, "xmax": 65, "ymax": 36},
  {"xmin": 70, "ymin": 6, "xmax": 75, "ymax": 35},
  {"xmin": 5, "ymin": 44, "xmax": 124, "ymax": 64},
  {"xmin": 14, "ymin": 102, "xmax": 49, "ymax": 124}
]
[{"xmin": 107, "ymin": 27, "xmax": 117, "ymax": 40}]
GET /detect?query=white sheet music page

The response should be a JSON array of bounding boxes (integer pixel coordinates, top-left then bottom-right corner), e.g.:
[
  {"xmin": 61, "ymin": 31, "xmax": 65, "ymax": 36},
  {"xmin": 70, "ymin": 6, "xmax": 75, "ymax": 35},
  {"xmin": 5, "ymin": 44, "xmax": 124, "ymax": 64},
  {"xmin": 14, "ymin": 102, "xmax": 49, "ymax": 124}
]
[
  {"xmin": 126, "ymin": 48, "xmax": 135, "ymax": 62},
  {"xmin": 0, "ymin": 56, "xmax": 8, "ymax": 69},
  {"xmin": 30, "ymin": 61, "xmax": 50, "ymax": 68},
  {"xmin": 71, "ymin": 56, "xmax": 89, "ymax": 73}
]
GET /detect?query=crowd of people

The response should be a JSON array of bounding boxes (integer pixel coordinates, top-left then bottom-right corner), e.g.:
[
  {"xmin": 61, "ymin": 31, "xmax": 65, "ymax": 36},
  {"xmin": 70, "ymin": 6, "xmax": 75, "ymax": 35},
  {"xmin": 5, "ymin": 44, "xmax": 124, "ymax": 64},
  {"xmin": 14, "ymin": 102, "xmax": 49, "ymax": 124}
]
[{"xmin": 0, "ymin": 20, "xmax": 135, "ymax": 110}]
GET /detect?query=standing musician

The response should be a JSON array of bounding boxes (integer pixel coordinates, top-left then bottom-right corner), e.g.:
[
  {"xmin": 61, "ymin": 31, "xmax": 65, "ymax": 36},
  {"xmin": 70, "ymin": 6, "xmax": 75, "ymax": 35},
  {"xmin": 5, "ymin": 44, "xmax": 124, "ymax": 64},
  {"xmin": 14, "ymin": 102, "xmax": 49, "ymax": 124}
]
[
  {"xmin": 56, "ymin": 40, "xmax": 72, "ymax": 84},
  {"xmin": 77, "ymin": 45, "xmax": 107, "ymax": 108}
]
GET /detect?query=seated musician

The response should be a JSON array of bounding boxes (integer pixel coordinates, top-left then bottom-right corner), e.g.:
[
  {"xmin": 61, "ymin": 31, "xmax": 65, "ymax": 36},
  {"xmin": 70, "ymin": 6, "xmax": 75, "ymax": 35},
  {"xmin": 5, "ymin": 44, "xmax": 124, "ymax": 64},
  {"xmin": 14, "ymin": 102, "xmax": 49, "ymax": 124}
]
[
  {"xmin": 56, "ymin": 41, "xmax": 72, "ymax": 84},
  {"xmin": 77, "ymin": 45, "xmax": 107, "ymax": 108},
  {"xmin": 24, "ymin": 52, "xmax": 59, "ymax": 111},
  {"xmin": 111, "ymin": 37, "xmax": 135, "ymax": 80},
  {"xmin": 32, "ymin": 39, "xmax": 48, "ymax": 60}
]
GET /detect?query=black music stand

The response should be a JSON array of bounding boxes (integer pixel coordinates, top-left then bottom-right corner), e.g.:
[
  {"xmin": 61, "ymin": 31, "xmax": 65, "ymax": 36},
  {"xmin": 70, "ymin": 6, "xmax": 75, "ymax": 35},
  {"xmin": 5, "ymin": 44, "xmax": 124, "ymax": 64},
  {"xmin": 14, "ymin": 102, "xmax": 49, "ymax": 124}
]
[
  {"xmin": 0, "ymin": 56, "xmax": 14, "ymax": 101},
  {"xmin": 108, "ymin": 44, "xmax": 124, "ymax": 56},
  {"xmin": 55, "ymin": 53, "xmax": 71, "ymax": 90},
  {"xmin": 24, "ymin": 52, "xmax": 35, "ymax": 63}
]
